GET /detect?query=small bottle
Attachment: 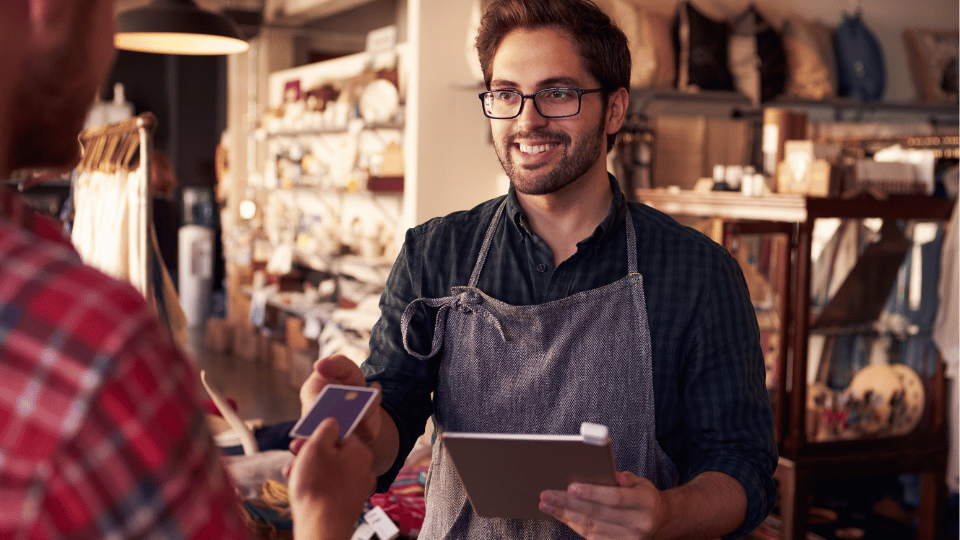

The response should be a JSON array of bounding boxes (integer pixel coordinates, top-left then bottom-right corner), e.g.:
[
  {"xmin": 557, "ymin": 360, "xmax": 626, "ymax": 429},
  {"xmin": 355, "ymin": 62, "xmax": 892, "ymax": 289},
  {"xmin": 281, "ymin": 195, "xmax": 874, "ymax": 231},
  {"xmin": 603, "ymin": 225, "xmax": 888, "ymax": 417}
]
[{"xmin": 712, "ymin": 164, "xmax": 729, "ymax": 191}]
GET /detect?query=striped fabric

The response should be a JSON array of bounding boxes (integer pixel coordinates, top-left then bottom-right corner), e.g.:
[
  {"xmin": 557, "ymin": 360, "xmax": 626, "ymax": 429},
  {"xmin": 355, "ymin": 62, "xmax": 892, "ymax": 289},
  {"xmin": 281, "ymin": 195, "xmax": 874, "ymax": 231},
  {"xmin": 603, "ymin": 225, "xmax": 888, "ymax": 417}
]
[{"xmin": 0, "ymin": 188, "xmax": 249, "ymax": 539}]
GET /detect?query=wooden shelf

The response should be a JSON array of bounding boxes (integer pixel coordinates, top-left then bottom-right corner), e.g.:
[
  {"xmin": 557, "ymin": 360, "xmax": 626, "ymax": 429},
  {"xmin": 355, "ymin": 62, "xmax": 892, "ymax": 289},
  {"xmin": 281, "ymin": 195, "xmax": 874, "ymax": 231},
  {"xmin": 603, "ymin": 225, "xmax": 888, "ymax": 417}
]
[
  {"xmin": 264, "ymin": 122, "xmax": 404, "ymax": 138},
  {"xmin": 635, "ymin": 189, "xmax": 806, "ymax": 222},
  {"xmin": 636, "ymin": 189, "xmax": 956, "ymax": 540}
]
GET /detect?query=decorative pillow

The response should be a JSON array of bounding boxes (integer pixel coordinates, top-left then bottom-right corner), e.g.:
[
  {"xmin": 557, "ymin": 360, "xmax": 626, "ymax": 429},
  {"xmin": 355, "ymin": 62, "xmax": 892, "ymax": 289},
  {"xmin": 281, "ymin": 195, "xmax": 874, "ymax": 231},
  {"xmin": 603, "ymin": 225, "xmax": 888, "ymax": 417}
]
[
  {"xmin": 782, "ymin": 14, "xmax": 835, "ymax": 100},
  {"xmin": 807, "ymin": 19, "xmax": 838, "ymax": 93},
  {"xmin": 729, "ymin": 5, "xmax": 786, "ymax": 104},
  {"xmin": 673, "ymin": 1, "xmax": 734, "ymax": 92},
  {"xmin": 728, "ymin": 29, "xmax": 761, "ymax": 104},
  {"xmin": 634, "ymin": 8, "xmax": 676, "ymax": 89},
  {"xmin": 903, "ymin": 28, "xmax": 959, "ymax": 103}
]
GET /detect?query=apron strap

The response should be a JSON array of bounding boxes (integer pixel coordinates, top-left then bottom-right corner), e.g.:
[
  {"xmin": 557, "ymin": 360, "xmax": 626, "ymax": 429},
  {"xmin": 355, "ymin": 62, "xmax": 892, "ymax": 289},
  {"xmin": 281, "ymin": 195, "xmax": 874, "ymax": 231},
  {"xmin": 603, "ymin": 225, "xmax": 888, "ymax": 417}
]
[
  {"xmin": 401, "ymin": 290, "xmax": 512, "ymax": 360},
  {"xmin": 401, "ymin": 296, "xmax": 455, "ymax": 360},
  {"xmin": 468, "ymin": 200, "xmax": 507, "ymax": 288},
  {"xmin": 624, "ymin": 206, "xmax": 638, "ymax": 275}
]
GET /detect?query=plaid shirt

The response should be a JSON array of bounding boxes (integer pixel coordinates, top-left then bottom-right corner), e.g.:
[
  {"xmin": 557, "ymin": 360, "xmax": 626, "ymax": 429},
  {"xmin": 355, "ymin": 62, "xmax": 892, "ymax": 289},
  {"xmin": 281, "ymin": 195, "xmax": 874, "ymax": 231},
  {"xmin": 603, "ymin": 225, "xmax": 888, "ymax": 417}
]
[
  {"xmin": 365, "ymin": 176, "xmax": 778, "ymax": 538},
  {"xmin": 0, "ymin": 188, "xmax": 250, "ymax": 539}
]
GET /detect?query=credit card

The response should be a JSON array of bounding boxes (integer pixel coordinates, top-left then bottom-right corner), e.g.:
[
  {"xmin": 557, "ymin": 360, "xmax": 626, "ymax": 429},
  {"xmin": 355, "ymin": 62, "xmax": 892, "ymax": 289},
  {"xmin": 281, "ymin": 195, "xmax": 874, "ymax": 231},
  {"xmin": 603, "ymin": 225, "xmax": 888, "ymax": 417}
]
[{"xmin": 289, "ymin": 384, "xmax": 379, "ymax": 439}]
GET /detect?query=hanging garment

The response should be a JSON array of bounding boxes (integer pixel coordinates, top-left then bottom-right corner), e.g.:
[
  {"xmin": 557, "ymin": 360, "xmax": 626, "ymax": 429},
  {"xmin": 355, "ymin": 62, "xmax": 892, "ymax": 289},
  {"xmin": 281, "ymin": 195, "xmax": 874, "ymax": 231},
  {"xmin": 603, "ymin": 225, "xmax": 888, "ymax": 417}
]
[
  {"xmin": 401, "ymin": 201, "xmax": 678, "ymax": 539},
  {"xmin": 70, "ymin": 167, "xmax": 149, "ymax": 297}
]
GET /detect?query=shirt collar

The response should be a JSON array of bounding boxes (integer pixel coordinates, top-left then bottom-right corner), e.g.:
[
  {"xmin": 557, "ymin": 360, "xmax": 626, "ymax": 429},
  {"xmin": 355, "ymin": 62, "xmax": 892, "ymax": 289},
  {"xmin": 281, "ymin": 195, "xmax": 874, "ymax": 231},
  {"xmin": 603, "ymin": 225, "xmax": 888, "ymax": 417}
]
[{"xmin": 505, "ymin": 174, "xmax": 627, "ymax": 248}]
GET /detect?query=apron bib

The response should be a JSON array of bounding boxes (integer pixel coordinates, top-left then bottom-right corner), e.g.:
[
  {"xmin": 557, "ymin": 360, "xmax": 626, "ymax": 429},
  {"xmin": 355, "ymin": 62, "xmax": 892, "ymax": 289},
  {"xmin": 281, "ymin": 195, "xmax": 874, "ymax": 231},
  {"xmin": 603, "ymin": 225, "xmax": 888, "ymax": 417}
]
[{"xmin": 401, "ymin": 201, "xmax": 677, "ymax": 539}]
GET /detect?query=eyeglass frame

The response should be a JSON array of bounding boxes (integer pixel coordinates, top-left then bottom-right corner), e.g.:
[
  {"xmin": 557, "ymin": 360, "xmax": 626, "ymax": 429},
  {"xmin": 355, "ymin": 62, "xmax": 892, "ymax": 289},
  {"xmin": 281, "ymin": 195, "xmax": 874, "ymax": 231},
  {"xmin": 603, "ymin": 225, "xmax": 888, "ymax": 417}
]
[{"xmin": 478, "ymin": 87, "xmax": 604, "ymax": 119}]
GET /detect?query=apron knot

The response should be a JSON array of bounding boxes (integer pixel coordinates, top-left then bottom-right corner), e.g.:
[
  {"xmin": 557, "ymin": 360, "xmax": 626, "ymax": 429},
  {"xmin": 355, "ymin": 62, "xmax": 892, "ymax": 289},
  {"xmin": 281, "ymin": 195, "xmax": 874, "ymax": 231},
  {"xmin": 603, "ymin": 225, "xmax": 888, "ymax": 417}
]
[{"xmin": 455, "ymin": 289, "xmax": 511, "ymax": 343}]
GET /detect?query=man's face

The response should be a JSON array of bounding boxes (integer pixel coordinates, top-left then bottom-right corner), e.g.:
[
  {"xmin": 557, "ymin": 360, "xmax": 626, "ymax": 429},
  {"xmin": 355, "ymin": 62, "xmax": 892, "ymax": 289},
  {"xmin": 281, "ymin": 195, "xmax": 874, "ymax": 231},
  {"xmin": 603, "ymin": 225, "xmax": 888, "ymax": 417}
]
[
  {"xmin": 10, "ymin": 0, "xmax": 116, "ymax": 171},
  {"xmin": 488, "ymin": 27, "xmax": 609, "ymax": 196}
]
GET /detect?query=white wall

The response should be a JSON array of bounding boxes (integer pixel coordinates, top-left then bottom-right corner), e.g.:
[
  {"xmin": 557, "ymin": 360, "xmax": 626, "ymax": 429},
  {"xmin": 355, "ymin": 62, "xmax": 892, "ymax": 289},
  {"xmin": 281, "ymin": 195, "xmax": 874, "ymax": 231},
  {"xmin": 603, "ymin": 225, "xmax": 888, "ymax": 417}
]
[{"xmin": 406, "ymin": 0, "xmax": 504, "ymax": 227}]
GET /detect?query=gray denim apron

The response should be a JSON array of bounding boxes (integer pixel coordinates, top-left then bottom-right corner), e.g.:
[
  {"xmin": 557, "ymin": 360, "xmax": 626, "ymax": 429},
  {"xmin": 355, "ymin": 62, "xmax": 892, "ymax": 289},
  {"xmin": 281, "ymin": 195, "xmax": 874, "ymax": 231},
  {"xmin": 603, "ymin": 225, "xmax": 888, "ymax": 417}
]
[{"xmin": 401, "ymin": 200, "xmax": 678, "ymax": 539}]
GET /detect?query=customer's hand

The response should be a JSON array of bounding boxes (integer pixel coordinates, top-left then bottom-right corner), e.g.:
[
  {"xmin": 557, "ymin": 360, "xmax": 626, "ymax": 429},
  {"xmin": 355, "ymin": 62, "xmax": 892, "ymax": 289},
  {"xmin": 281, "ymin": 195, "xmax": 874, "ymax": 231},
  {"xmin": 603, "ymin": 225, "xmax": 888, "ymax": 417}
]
[
  {"xmin": 294, "ymin": 355, "xmax": 382, "ymax": 453},
  {"xmin": 287, "ymin": 417, "xmax": 376, "ymax": 540}
]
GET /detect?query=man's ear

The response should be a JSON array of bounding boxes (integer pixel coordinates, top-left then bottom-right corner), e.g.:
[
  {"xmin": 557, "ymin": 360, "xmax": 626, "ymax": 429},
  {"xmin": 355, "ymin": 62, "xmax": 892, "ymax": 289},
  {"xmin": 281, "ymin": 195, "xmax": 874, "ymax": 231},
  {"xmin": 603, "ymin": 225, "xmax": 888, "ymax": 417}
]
[{"xmin": 605, "ymin": 87, "xmax": 629, "ymax": 136}]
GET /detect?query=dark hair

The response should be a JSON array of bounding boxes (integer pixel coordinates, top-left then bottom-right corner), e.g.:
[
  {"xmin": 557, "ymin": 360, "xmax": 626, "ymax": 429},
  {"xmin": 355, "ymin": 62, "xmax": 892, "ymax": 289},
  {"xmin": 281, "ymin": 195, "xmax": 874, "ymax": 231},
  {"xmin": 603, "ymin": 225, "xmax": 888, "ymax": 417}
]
[{"xmin": 476, "ymin": 0, "xmax": 630, "ymax": 150}]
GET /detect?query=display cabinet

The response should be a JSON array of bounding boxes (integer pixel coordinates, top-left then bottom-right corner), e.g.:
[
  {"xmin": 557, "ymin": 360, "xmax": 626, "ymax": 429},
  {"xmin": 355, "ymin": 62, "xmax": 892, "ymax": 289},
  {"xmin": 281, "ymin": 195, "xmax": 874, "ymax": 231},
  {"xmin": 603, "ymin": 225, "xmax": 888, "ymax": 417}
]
[{"xmin": 636, "ymin": 188, "xmax": 955, "ymax": 540}]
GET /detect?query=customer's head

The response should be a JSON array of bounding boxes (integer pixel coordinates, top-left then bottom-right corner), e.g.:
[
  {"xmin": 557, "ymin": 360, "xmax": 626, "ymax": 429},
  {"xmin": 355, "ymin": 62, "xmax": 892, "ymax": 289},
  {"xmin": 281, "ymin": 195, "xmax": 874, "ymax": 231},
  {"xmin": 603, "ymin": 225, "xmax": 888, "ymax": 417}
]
[
  {"xmin": 476, "ymin": 0, "xmax": 631, "ymax": 97},
  {"xmin": 9, "ymin": 0, "xmax": 116, "ymax": 172},
  {"xmin": 0, "ymin": 0, "xmax": 29, "ymax": 176}
]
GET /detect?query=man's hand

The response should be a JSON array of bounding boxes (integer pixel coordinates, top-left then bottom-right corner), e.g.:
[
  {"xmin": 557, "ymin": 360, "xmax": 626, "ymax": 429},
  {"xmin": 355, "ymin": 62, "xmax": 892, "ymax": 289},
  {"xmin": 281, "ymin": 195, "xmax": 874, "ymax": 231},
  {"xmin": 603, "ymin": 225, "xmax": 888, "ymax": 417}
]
[
  {"xmin": 287, "ymin": 417, "xmax": 376, "ymax": 540},
  {"xmin": 539, "ymin": 470, "xmax": 746, "ymax": 540},
  {"xmin": 539, "ymin": 471, "xmax": 667, "ymax": 540},
  {"xmin": 293, "ymin": 355, "xmax": 382, "ymax": 453}
]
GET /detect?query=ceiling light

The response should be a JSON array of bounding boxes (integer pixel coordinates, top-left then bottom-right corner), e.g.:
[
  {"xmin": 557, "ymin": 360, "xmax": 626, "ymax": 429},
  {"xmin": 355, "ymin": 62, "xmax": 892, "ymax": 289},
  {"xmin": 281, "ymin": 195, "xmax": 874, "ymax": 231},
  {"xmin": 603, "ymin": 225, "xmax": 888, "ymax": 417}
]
[{"xmin": 115, "ymin": 0, "xmax": 250, "ymax": 56}]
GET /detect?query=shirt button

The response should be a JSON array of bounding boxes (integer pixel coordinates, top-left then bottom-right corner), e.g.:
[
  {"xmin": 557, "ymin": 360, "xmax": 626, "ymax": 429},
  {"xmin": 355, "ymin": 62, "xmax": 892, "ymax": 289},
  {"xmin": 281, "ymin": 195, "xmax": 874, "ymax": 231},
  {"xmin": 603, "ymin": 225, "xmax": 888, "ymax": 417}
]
[{"xmin": 537, "ymin": 263, "xmax": 547, "ymax": 273}]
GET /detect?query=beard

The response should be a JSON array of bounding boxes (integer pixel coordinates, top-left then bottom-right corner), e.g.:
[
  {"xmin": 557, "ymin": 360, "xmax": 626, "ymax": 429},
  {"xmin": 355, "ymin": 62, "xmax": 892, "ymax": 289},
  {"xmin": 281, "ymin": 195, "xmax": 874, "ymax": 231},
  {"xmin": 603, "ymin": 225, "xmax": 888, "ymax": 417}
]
[{"xmin": 495, "ymin": 117, "xmax": 606, "ymax": 196}]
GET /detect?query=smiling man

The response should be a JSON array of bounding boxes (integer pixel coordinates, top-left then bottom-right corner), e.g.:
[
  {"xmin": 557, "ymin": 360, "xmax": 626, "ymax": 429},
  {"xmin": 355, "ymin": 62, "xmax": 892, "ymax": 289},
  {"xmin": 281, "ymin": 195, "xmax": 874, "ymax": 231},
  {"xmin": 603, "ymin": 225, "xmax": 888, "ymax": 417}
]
[{"xmin": 296, "ymin": 0, "xmax": 778, "ymax": 538}]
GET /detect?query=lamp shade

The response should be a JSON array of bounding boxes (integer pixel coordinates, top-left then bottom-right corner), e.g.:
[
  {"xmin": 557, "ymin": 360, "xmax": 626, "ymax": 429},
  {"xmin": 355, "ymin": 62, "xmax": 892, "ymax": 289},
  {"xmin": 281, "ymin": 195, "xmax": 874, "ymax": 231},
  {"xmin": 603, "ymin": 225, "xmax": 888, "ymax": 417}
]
[{"xmin": 115, "ymin": 0, "xmax": 249, "ymax": 55}]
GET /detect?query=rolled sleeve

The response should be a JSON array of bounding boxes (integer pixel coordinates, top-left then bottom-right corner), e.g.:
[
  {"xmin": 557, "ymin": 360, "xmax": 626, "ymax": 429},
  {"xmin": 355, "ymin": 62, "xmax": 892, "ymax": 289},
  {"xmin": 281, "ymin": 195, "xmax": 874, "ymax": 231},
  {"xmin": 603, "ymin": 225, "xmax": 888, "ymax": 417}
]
[
  {"xmin": 363, "ymin": 229, "xmax": 438, "ymax": 491},
  {"xmin": 681, "ymin": 249, "xmax": 778, "ymax": 538}
]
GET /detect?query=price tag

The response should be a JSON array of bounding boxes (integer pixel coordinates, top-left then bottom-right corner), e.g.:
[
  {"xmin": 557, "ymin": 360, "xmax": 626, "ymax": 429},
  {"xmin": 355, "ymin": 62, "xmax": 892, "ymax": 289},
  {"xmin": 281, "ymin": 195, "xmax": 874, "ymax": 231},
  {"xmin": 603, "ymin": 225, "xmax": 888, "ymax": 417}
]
[{"xmin": 363, "ymin": 506, "xmax": 399, "ymax": 540}]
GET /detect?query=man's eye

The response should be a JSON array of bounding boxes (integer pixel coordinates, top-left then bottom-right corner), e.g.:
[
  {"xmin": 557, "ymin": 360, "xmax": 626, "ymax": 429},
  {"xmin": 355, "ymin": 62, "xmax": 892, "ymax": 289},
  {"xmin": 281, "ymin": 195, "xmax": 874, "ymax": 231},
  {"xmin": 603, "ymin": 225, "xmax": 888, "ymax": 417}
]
[
  {"xmin": 495, "ymin": 91, "xmax": 517, "ymax": 101},
  {"xmin": 547, "ymin": 89, "xmax": 572, "ymax": 99}
]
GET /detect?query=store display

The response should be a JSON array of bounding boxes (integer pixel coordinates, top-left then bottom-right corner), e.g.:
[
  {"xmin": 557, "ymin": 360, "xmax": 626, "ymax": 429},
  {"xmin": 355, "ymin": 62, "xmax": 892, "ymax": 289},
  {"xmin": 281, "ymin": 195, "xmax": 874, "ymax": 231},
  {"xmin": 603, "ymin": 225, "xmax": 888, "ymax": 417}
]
[
  {"xmin": 903, "ymin": 28, "xmax": 959, "ymax": 104},
  {"xmin": 728, "ymin": 5, "xmax": 786, "ymax": 105},
  {"xmin": 630, "ymin": 7, "xmax": 675, "ymax": 89},
  {"xmin": 781, "ymin": 14, "xmax": 837, "ymax": 100},
  {"xmin": 835, "ymin": 12, "xmax": 886, "ymax": 102},
  {"xmin": 359, "ymin": 78, "xmax": 400, "ymax": 124},
  {"xmin": 673, "ymin": 1, "xmax": 735, "ymax": 92}
]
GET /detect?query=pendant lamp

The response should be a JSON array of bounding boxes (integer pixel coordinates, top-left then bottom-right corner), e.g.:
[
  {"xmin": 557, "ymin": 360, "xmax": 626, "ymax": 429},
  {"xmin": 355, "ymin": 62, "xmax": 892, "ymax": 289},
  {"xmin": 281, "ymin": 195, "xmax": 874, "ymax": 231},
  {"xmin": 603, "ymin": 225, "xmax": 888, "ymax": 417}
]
[{"xmin": 115, "ymin": 0, "xmax": 250, "ymax": 55}]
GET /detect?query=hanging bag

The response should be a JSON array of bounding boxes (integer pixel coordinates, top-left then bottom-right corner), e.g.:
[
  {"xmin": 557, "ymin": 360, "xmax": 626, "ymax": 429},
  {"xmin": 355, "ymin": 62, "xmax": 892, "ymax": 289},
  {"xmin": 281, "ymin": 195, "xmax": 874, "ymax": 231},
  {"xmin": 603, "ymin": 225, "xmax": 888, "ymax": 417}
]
[{"xmin": 834, "ymin": 12, "xmax": 886, "ymax": 102}]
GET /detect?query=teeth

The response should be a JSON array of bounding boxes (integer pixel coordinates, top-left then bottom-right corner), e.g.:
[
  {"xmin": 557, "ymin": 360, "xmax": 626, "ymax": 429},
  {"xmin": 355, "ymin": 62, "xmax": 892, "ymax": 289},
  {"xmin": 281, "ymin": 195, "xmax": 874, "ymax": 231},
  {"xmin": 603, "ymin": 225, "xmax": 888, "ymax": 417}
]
[{"xmin": 519, "ymin": 143, "xmax": 556, "ymax": 155}]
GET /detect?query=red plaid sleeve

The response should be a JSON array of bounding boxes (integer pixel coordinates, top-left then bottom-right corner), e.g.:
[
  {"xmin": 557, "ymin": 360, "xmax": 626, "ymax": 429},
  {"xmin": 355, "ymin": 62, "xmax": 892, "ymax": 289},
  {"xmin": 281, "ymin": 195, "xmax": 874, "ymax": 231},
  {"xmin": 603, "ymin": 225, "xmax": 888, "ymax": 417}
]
[{"xmin": 0, "ymin": 216, "xmax": 251, "ymax": 539}]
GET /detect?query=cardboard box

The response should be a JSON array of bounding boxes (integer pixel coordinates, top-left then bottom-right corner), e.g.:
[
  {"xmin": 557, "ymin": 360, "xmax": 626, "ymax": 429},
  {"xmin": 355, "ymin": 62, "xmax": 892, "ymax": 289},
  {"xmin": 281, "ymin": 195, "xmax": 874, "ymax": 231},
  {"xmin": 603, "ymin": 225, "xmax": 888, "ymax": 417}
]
[
  {"xmin": 233, "ymin": 326, "xmax": 259, "ymax": 362},
  {"xmin": 290, "ymin": 348, "xmax": 319, "ymax": 390},
  {"xmin": 204, "ymin": 318, "xmax": 233, "ymax": 354},
  {"xmin": 653, "ymin": 115, "xmax": 753, "ymax": 191},
  {"xmin": 777, "ymin": 140, "xmax": 841, "ymax": 196},
  {"xmin": 257, "ymin": 332, "xmax": 273, "ymax": 365},
  {"xmin": 285, "ymin": 317, "xmax": 317, "ymax": 351},
  {"xmin": 271, "ymin": 339, "xmax": 291, "ymax": 373}
]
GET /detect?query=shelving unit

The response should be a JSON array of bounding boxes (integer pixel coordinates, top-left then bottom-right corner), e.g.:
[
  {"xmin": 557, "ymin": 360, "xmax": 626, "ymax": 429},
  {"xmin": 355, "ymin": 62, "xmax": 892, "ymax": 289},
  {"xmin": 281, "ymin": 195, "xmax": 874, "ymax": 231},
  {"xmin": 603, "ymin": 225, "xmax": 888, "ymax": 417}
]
[
  {"xmin": 628, "ymin": 88, "xmax": 960, "ymax": 124},
  {"xmin": 637, "ymin": 188, "xmax": 955, "ymax": 540}
]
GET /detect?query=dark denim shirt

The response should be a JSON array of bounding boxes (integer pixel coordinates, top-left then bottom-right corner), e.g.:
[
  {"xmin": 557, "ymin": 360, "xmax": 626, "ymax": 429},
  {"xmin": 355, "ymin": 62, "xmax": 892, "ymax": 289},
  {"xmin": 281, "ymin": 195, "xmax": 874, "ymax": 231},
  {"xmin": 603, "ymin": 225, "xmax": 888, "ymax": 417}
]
[{"xmin": 363, "ymin": 176, "xmax": 777, "ymax": 538}]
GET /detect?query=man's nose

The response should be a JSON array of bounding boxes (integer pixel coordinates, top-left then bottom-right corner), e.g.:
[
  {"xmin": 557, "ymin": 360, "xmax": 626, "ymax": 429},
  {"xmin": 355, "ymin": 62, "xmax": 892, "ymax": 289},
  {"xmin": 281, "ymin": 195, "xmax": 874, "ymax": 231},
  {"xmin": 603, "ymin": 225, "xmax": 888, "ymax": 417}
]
[{"xmin": 516, "ymin": 96, "xmax": 548, "ymax": 130}]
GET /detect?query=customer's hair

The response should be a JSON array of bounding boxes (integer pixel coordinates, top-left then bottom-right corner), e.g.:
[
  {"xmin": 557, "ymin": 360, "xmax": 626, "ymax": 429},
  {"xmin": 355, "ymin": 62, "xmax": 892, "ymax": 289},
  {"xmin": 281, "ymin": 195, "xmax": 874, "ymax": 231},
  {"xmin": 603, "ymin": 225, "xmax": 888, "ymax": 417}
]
[{"xmin": 475, "ymin": 0, "xmax": 630, "ymax": 149}]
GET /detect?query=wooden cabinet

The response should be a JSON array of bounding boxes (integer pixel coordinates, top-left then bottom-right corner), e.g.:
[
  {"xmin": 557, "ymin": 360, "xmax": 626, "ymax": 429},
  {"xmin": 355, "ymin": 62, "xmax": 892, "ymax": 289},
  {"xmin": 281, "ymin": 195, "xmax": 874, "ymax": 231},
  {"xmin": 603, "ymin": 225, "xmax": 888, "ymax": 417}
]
[{"xmin": 636, "ymin": 189, "xmax": 955, "ymax": 540}]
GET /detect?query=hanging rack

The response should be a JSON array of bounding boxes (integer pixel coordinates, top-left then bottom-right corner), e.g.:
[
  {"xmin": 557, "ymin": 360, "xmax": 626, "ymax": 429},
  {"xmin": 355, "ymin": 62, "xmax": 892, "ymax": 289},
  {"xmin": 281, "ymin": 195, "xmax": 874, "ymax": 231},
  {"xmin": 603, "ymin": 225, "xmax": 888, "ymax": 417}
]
[{"xmin": 75, "ymin": 112, "xmax": 158, "ymax": 303}]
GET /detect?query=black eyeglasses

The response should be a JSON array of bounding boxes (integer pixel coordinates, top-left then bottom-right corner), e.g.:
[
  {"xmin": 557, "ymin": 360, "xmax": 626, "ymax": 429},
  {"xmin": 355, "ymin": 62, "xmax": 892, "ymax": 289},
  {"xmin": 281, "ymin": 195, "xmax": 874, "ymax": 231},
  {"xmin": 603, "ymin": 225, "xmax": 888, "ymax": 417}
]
[{"xmin": 478, "ymin": 87, "xmax": 603, "ymax": 119}]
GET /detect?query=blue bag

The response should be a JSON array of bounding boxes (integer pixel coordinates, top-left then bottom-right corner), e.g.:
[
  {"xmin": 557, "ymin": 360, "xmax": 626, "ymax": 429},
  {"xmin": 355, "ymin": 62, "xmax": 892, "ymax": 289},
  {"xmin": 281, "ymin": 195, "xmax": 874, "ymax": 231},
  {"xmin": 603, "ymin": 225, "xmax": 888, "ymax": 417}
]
[{"xmin": 835, "ymin": 13, "xmax": 886, "ymax": 102}]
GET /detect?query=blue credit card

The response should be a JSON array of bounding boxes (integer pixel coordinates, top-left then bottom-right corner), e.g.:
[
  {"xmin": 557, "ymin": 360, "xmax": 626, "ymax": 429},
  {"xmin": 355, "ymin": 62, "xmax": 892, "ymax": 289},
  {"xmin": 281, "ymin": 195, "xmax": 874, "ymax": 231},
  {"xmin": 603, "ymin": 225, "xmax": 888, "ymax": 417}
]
[{"xmin": 289, "ymin": 384, "xmax": 379, "ymax": 439}]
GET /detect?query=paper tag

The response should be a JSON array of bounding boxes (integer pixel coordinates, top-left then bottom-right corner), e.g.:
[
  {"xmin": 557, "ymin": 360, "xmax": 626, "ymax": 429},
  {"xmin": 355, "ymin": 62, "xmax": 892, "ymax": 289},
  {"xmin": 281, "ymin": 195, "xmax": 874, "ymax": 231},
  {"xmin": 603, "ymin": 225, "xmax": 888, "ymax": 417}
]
[
  {"xmin": 363, "ymin": 506, "xmax": 399, "ymax": 540},
  {"xmin": 350, "ymin": 522, "xmax": 376, "ymax": 540},
  {"xmin": 366, "ymin": 25, "xmax": 397, "ymax": 53}
]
